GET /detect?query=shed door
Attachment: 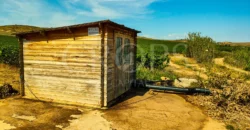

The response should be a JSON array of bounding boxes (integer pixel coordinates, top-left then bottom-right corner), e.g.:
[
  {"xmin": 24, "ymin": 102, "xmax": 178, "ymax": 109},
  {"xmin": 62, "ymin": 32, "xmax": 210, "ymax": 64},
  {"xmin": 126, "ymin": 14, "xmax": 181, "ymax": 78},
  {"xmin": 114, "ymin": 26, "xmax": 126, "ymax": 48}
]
[
  {"xmin": 123, "ymin": 38, "xmax": 131, "ymax": 90},
  {"xmin": 115, "ymin": 37, "xmax": 131, "ymax": 96}
]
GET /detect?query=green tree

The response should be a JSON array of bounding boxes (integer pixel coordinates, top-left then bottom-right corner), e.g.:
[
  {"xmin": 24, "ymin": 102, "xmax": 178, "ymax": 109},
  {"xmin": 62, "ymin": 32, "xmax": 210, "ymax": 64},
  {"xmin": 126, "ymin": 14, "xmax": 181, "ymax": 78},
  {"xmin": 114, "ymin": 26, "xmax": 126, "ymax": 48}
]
[{"xmin": 186, "ymin": 32, "xmax": 216, "ymax": 63}]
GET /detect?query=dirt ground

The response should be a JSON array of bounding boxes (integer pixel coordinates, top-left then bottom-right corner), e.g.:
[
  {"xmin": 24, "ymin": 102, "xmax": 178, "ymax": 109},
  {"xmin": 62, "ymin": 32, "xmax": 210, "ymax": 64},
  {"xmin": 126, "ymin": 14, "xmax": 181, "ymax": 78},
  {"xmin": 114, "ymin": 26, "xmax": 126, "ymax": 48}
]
[
  {"xmin": 103, "ymin": 90, "xmax": 225, "ymax": 130},
  {"xmin": 0, "ymin": 89, "xmax": 226, "ymax": 130}
]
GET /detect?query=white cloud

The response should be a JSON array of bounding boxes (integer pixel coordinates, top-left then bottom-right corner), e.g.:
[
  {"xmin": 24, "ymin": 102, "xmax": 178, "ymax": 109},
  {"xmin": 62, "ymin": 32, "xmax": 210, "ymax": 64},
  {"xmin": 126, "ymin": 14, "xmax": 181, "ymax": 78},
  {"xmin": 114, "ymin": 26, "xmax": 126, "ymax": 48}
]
[
  {"xmin": 0, "ymin": 0, "xmax": 161, "ymax": 27},
  {"xmin": 140, "ymin": 34, "xmax": 157, "ymax": 39},
  {"xmin": 164, "ymin": 33, "xmax": 188, "ymax": 40},
  {"xmin": 0, "ymin": 0, "xmax": 77, "ymax": 27},
  {"xmin": 63, "ymin": 0, "xmax": 158, "ymax": 19}
]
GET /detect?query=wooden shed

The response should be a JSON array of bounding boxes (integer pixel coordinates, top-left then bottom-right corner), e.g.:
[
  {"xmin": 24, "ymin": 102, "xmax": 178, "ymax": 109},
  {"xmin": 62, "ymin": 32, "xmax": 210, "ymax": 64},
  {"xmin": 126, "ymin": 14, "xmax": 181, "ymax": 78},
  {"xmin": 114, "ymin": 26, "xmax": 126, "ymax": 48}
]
[{"xmin": 15, "ymin": 20, "xmax": 140, "ymax": 108}]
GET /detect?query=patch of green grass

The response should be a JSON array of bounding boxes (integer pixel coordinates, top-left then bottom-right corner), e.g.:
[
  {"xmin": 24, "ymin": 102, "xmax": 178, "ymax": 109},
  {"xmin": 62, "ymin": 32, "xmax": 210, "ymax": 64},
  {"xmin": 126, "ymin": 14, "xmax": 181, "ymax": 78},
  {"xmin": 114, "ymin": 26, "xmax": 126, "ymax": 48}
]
[
  {"xmin": 137, "ymin": 67, "xmax": 177, "ymax": 80},
  {"xmin": 137, "ymin": 37, "xmax": 187, "ymax": 55},
  {"xmin": 0, "ymin": 35, "xmax": 19, "ymax": 47}
]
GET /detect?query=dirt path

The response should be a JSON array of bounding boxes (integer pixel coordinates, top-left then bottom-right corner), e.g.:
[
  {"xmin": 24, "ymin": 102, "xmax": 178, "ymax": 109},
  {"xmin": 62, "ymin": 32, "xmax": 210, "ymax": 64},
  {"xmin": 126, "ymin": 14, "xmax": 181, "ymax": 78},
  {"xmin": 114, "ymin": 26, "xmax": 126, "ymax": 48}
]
[
  {"xmin": 214, "ymin": 58, "xmax": 250, "ymax": 75},
  {"xmin": 103, "ymin": 90, "xmax": 225, "ymax": 130},
  {"xmin": 168, "ymin": 55, "xmax": 208, "ymax": 79}
]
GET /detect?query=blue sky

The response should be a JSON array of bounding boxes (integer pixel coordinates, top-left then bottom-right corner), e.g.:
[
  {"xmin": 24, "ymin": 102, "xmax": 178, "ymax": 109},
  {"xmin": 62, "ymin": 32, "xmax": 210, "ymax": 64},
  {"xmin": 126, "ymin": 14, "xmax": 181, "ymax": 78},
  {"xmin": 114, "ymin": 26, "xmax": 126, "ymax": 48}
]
[{"xmin": 0, "ymin": 0, "xmax": 249, "ymax": 42}]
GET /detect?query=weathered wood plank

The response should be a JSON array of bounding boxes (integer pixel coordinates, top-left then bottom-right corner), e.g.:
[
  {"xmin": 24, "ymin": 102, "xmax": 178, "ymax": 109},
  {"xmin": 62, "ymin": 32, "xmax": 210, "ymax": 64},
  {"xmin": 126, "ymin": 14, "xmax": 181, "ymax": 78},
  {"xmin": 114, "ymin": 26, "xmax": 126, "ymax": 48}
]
[
  {"xmin": 23, "ymin": 47, "xmax": 101, "ymax": 52},
  {"xmin": 24, "ymin": 67, "xmax": 100, "ymax": 75},
  {"xmin": 24, "ymin": 95, "xmax": 101, "ymax": 107},
  {"xmin": 23, "ymin": 53, "xmax": 101, "ymax": 58},
  {"xmin": 25, "ymin": 83, "xmax": 101, "ymax": 96},
  {"xmin": 25, "ymin": 71, "xmax": 101, "ymax": 80},
  {"xmin": 24, "ymin": 68, "xmax": 101, "ymax": 76},
  {"xmin": 24, "ymin": 60, "xmax": 101, "ymax": 65},
  {"xmin": 24, "ymin": 40, "xmax": 101, "ymax": 45},
  {"xmin": 24, "ymin": 75, "xmax": 101, "ymax": 85},
  {"xmin": 25, "ymin": 65, "xmax": 101, "ymax": 72},
  {"xmin": 25, "ymin": 87, "xmax": 101, "ymax": 98},
  {"xmin": 24, "ymin": 49, "xmax": 100, "ymax": 54},
  {"xmin": 24, "ymin": 64, "xmax": 101, "ymax": 71},
  {"xmin": 24, "ymin": 45, "xmax": 101, "ymax": 50},
  {"xmin": 24, "ymin": 60, "xmax": 101, "ymax": 66},
  {"xmin": 24, "ymin": 52, "xmax": 101, "ymax": 56},
  {"xmin": 24, "ymin": 56, "xmax": 101, "ymax": 63},
  {"xmin": 26, "ymin": 79, "xmax": 100, "ymax": 88},
  {"xmin": 25, "ymin": 90, "xmax": 101, "ymax": 105},
  {"xmin": 47, "ymin": 32, "xmax": 101, "ymax": 41},
  {"xmin": 75, "ymin": 36, "xmax": 101, "ymax": 40}
]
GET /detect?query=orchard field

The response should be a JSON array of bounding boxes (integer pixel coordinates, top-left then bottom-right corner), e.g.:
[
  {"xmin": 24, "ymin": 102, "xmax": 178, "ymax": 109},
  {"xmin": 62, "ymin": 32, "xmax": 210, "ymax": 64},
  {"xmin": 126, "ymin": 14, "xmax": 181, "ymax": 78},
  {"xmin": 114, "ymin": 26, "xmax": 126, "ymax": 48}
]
[{"xmin": 0, "ymin": 35, "xmax": 19, "ymax": 65}]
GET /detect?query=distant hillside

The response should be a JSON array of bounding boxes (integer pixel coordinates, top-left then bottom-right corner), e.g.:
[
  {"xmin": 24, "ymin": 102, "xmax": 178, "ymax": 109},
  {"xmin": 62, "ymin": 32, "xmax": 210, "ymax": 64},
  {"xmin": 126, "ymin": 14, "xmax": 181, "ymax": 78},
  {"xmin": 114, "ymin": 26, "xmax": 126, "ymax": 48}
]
[
  {"xmin": 218, "ymin": 42, "xmax": 250, "ymax": 47},
  {"xmin": 0, "ymin": 25, "xmax": 42, "ymax": 36},
  {"xmin": 137, "ymin": 37, "xmax": 186, "ymax": 54},
  {"xmin": 138, "ymin": 36, "xmax": 187, "ymax": 42},
  {"xmin": 230, "ymin": 42, "xmax": 250, "ymax": 47}
]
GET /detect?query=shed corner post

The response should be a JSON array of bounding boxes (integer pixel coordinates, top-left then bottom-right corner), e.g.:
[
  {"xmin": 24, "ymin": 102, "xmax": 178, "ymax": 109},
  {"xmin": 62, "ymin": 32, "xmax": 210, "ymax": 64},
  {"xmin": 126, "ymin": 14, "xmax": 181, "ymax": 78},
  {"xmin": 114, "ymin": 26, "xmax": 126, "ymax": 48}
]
[
  {"xmin": 100, "ymin": 23, "xmax": 106, "ymax": 107},
  {"xmin": 18, "ymin": 36, "xmax": 25, "ymax": 96}
]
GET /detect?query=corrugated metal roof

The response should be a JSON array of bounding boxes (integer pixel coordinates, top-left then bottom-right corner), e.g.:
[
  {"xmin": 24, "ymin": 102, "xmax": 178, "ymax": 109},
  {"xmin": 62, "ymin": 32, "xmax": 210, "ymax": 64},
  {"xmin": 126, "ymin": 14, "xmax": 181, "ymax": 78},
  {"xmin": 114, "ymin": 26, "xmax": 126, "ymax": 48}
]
[{"xmin": 14, "ymin": 20, "xmax": 141, "ymax": 36}]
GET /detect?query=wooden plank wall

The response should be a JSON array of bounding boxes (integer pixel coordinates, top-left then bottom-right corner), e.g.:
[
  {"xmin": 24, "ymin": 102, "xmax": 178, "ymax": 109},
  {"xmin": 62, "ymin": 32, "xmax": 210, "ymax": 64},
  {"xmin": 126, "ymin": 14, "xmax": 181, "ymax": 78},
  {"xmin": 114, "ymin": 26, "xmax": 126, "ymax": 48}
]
[
  {"xmin": 22, "ymin": 27, "xmax": 102, "ymax": 107},
  {"xmin": 105, "ymin": 27, "xmax": 135, "ymax": 105}
]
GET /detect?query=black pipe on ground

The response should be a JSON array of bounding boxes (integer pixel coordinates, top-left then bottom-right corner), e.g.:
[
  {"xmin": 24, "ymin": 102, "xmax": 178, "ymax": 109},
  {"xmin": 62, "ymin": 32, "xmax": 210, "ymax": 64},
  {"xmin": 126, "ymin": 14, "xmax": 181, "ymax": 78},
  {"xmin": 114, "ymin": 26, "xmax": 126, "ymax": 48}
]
[
  {"xmin": 135, "ymin": 80, "xmax": 211, "ymax": 95},
  {"xmin": 145, "ymin": 84, "xmax": 211, "ymax": 95}
]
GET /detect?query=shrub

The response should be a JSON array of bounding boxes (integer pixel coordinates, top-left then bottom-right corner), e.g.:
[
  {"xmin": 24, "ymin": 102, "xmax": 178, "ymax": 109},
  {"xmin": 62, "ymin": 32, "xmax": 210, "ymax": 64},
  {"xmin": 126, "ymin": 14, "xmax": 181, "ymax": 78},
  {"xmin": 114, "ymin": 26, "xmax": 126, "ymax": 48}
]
[
  {"xmin": 137, "ymin": 53, "xmax": 169, "ymax": 70},
  {"xmin": 226, "ymin": 125, "xmax": 235, "ymax": 130},
  {"xmin": 186, "ymin": 32, "xmax": 216, "ymax": 63},
  {"xmin": 0, "ymin": 84, "xmax": 18, "ymax": 99},
  {"xmin": 0, "ymin": 46, "xmax": 19, "ymax": 66}
]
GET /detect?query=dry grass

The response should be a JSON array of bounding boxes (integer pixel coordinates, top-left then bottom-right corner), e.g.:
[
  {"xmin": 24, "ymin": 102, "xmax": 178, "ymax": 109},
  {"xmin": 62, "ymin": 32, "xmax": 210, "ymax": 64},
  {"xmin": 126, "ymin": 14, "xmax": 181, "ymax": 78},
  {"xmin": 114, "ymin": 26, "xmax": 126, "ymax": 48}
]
[
  {"xmin": 0, "ymin": 25, "xmax": 42, "ymax": 35},
  {"xmin": 230, "ymin": 42, "xmax": 250, "ymax": 46},
  {"xmin": 0, "ymin": 64, "xmax": 20, "ymax": 91},
  {"xmin": 187, "ymin": 64, "xmax": 250, "ymax": 129}
]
